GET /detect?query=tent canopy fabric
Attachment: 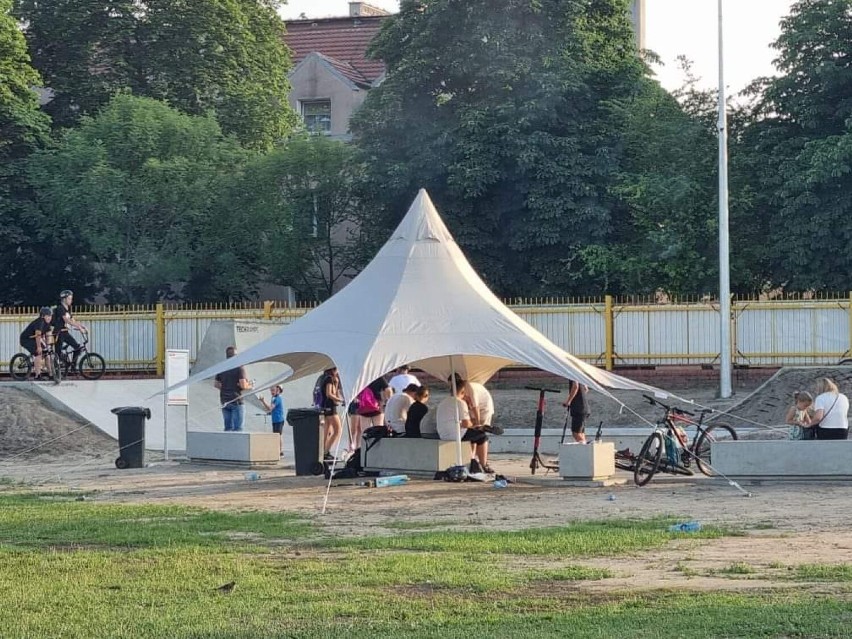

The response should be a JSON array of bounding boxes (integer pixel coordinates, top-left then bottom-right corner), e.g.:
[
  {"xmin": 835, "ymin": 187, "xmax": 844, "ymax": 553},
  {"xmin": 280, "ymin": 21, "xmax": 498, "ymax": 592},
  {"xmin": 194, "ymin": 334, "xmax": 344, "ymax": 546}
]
[{"xmin": 176, "ymin": 189, "xmax": 665, "ymax": 403}]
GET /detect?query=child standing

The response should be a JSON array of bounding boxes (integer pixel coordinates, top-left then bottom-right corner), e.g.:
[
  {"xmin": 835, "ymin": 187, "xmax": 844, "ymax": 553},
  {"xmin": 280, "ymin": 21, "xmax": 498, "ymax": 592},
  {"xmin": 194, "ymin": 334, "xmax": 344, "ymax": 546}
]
[{"xmin": 785, "ymin": 391, "xmax": 814, "ymax": 440}]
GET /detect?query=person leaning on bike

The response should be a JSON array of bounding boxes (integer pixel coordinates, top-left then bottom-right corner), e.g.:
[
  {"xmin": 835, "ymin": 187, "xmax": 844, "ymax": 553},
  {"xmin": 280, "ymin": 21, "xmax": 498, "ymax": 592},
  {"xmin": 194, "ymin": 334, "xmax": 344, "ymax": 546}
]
[
  {"xmin": 20, "ymin": 306, "xmax": 53, "ymax": 379},
  {"xmin": 52, "ymin": 289, "xmax": 87, "ymax": 372}
]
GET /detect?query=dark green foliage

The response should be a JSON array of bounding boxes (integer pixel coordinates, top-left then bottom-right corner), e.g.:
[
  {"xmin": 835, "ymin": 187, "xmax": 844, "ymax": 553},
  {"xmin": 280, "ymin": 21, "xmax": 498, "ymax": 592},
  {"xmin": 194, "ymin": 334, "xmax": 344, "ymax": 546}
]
[
  {"xmin": 27, "ymin": 94, "xmax": 249, "ymax": 303},
  {"xmin": 352, "ymin": 0, "xmax": 647, "ymax": 297},
  {"xmin": 14, "ymin": 0, "xmax": 298, "ymax": 149},
  {"xmin": 739, "ymin": 0, "xmax": 852, "ymax": 291}
]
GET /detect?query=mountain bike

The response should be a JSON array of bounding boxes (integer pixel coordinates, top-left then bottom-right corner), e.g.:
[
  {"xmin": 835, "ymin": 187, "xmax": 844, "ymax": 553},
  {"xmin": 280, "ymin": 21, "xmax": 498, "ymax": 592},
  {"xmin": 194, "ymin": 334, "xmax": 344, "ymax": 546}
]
[
  {"xmin": 9, "ymin": 339, "xmax": 62, "ymax": 384},
  {"xmin": 56, "ymin": 329, "xmax": 106, "ymax": 380},
  {"xmin": 632, "ymin": 394, "xmax": 738, "ymax": 486}
]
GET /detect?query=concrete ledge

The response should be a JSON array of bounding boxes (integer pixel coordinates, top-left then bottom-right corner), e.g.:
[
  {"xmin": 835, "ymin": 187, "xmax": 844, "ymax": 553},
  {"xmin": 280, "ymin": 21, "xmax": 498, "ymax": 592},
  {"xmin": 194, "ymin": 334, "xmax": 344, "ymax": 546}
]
[
  {"xmin": 712, "ymin": 439, "xmax": 852, "ymax": 477},
  {"xmin": 186, "ymin": 431, "xmax": 280, "ymax": 466},
  {"xmin": 559, "ymin": 442, "xmax": 616, "ymax": 480},
  {"xmin": 362, "ymin": 437, "xmax": 462, "ymax": 474}
]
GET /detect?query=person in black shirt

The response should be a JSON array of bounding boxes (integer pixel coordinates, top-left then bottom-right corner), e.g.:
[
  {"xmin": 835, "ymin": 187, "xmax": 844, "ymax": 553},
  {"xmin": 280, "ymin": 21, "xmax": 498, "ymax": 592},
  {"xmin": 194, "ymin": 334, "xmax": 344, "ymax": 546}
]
[
  {"xmin": 214, "ymin": 346, "xmax": 253, "ymax": 432},
  {"xmin": 20, "ymin": 307, "xmax": 53, "ymax": 378},
  {"xmin": 405, "ymin": 385, "xmax": 431, "ymax": 438},
  {"xmin": 52, "ymin": 290, "xmax": 88, "ymax": 372},
  {"xmin": 319, "ymin": 367, "xmax": 343, "ymax": 460},
  {"xmin": 562, "ymin": 380, "xmax": 590, "ymax": 443}
]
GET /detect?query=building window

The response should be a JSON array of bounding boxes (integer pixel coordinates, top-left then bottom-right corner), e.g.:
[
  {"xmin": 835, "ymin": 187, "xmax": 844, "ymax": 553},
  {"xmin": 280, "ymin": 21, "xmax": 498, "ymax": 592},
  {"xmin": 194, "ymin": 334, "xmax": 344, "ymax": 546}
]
[{"xmin": 302, "ymin": 100, "xmax": 332, "ymax": 133}]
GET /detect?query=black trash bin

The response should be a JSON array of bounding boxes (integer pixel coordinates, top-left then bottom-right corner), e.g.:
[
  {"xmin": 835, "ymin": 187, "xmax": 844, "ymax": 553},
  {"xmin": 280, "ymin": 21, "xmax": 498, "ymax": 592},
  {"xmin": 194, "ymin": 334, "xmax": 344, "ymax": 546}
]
[
  {"xmin": 286, "ymin": 408, "xmax": 324, "ymax": 476},
  {"xmin": 111, "ymin": 406, "xmax": 151, "ymax": 469}
]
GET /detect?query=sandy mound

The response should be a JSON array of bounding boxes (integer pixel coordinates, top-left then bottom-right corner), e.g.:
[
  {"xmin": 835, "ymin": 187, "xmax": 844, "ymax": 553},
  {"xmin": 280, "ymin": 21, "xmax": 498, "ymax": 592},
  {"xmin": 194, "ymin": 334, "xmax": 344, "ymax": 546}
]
[
  {"xmin": 723, "ymin": 367, "xmax": 852, "ymax": 429},
  {"xmin": 0, "ymin": 387, "xmax": 115, "ymax": 460}
]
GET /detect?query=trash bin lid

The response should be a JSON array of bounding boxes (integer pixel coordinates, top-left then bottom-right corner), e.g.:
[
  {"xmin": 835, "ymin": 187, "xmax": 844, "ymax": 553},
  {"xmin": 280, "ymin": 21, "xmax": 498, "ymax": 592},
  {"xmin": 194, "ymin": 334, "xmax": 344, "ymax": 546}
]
[
  {"xmin": 287, "ymin": 407, "xmax": 321, "ymax": 420},
  {"xmin": 111, "ymin": 406, "xmax": 152, "ymax": 419}
]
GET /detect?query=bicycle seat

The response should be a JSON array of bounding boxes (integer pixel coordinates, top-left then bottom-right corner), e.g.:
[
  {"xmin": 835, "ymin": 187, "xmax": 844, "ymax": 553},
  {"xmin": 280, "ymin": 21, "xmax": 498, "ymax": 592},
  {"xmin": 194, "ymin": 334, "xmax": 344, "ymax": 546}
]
[{"xmin": 698, "ymin": 408, "xmax": 714, "ymax": 415}]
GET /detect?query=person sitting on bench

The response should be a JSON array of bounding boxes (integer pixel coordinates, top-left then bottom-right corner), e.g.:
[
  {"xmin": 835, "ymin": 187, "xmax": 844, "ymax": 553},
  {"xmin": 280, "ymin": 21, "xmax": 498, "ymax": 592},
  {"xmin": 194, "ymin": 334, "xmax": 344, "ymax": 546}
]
[
  {"xmin": 386, "ymin": 383, "xmax": 420, "ymax": 435},
  {"xmin": 436, "ymin": 381, "xmax": 492, "ymax": 473},
  {"xmin": 404, "ymin": 385, "xmax": 431, "ymax": 437}
]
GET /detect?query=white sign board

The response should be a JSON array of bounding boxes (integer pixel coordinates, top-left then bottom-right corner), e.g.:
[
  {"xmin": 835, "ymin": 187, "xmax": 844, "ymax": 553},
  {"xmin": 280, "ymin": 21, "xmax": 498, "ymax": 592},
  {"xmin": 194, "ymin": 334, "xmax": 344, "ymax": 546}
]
[{"xmin": 165, "ymin": 349, "xmax": 190, "ymax": 406}]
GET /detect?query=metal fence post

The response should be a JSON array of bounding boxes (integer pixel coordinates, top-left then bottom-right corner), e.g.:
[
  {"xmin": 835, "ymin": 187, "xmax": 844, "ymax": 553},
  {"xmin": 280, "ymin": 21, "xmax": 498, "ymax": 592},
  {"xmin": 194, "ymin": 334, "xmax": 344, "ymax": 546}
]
[
  {"xmin": 604, "ymin": 295, "xmax": 614, "ymax": 371},
  {"xmin": 155, "ymin": 303, "xmax": 165, "ymax": 376}
]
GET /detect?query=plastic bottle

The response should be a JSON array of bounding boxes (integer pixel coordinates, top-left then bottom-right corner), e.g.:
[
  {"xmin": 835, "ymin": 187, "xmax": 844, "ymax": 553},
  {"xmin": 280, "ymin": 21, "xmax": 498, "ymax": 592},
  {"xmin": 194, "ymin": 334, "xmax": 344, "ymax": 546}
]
[
  {"xmin": 493, "ymin": 479, "xmax": 508, "ymax": 489},
  {"xmin": 244, "ymin": 471, "xmax": 260, "ymax": 481},
  {"xmin": 374, "ymin": 475, "xmax": 409, "ymax": 488},
  {"xmin": 668, "ymin": 520, "xmax": 701, "ymax": 533}
]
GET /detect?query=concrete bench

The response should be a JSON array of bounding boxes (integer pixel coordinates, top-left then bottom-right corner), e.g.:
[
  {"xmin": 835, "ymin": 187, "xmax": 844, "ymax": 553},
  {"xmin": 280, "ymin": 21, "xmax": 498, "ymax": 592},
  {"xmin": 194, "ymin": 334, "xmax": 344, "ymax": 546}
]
[
  {"xmin": 186, "ymin": 431, "xmax": 281, "ymax": 466},
  {"xmin": 361, "ymin": 437, "xmax": 462, "ymax": 475},
  {"xmin": 559, "ymin": 442, "xmax": 616, "ymax": 481},
  {"xmin": 711, "ymin": 440, "xmax": 852, "ymax": 478}
]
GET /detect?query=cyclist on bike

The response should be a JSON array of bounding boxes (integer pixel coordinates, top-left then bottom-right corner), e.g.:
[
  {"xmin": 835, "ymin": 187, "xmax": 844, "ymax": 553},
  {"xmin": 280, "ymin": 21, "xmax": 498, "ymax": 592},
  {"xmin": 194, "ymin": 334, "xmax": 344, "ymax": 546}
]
[
  {"xmin": 52, "ymin": 289, "xmax": 88, "ymax": 372},
  {"xmin": 20, "ymin": 306, "xmax": 53, "ymax": 379}
]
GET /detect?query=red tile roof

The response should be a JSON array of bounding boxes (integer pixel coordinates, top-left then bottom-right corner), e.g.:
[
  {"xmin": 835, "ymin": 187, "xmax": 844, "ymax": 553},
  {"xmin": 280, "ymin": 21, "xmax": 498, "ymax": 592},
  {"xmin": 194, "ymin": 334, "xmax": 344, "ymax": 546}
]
[{"xmin": 285, "ymin": 16, "xmax": 388, "ymax": 86}]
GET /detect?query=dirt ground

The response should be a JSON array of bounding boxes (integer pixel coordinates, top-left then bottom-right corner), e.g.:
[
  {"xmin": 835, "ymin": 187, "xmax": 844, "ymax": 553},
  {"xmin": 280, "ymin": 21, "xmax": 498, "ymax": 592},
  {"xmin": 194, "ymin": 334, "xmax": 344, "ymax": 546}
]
[{"xmin": 2, "ymin": 371, "xmax": 852, "ymax": 597}]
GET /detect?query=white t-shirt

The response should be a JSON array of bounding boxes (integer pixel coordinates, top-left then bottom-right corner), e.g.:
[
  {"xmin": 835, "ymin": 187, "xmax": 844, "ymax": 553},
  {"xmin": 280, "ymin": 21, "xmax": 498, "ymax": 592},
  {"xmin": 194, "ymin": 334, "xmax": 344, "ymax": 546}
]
[
  {"xmin": 388, "ymin": 373, "xmax": 420, "ymax": 394},
  {"xmin": 385, "ymin": 392, "xmax": 414, "ymax": 434},
  {"xmin": 436, "ymin": 396, "xmax": 470, "ymax": 441},
  {"xmin": 814, "ymin": 392, "xmax": 850, "ymax": 430},
  {"xmin": 466, "ymin": 382, "xmax": 494, "ymax": 425}
]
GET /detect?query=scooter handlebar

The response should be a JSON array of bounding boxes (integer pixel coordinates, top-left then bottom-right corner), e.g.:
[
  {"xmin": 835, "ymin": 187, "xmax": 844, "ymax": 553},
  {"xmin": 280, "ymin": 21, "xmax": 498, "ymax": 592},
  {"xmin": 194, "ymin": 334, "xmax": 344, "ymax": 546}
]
[{"xmin": 524, "ymin": 386, "xmax": 561, "ymax": 393}]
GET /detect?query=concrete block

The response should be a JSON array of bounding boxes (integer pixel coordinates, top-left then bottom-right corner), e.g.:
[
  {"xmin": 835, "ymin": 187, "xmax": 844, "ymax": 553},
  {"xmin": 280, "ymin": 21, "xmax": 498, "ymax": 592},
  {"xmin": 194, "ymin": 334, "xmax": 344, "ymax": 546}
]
[
  {"xmin": 559, "ymin": 442, "xmax": 615, "ymax": 480},
  {"xmin": 712, "ymin": 440, "xmax": 852, "ymax": 477},
  {"xmin": 362, "ymin": 438, "xmax": 463, "ymax": 474},
  {"xmin": 186, "ymin": 431, "xmax": 280, "ymax": 466}
]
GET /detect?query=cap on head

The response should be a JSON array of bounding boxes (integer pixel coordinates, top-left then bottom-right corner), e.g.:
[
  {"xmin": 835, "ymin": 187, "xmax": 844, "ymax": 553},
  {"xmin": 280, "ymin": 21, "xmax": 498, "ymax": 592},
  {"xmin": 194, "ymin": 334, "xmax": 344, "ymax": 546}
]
[
  {"xmin": 225, "ymin": 346, "xmax": 236, "ymax": 357},
  {"xmin": 60, "ymin": 289, "xmax": 73, "ymax": 299},
  {"xmin": 39, "ymin": 306, "xmax": 53, "ymax": 317}
]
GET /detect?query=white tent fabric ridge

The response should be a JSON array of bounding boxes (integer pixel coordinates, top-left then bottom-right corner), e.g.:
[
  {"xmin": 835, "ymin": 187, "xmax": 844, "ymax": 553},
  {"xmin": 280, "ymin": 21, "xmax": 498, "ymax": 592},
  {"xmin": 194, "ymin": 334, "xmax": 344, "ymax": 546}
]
[{"xmin": 165, "ymin": 189, "xmax": 673, "ymax": 405}]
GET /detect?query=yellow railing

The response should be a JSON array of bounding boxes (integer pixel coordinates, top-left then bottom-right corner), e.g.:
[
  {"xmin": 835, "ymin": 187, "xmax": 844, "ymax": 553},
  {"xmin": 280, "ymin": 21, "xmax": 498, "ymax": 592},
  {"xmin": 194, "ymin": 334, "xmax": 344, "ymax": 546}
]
[{"xmin": 2, "ymin": 295, "xmax": 851, "ymax": 373}]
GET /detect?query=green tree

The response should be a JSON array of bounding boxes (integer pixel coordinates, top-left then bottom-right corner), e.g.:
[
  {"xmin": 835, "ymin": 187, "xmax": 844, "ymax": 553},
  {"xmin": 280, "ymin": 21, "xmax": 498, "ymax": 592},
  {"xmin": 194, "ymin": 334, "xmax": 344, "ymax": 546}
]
[
  {"xmin": 14, "ymin": 0, "xmax": 297, "ymax": 149},
  {"xmin": 210, "ymin": 135, "xmax": 366, "ymax": 301},
  {"xmin": 28, "ymin": 94, "xmax": 249, "ymax": 303},
  {"xmin": 352, "ymin": 0, "xmax": 645, "ymax": 297},
  {"xmin": 742, "ymin": 0, "xmax": 852, "ymax": 290},
  {"xmin": 0, "ymin": 0, "xmax": 67, "ymax": 305}
]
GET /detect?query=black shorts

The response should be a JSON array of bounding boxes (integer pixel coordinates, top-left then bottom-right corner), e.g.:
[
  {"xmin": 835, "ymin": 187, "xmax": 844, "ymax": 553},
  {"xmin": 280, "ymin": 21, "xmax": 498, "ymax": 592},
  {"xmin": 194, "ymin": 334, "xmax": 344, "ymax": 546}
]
[
  {"xmin": 320, "ymin": 402, "xmax": 338, "ymax": 417},
  {"xmin": 571, "ymin": 413, "xmax": 587, "ymax": 434},
  {"xmin": 347, "ymin": 400, "xmax": 360, "ymax": 416},
  {"xmin": 20, "ymin": 338, "xmax": 38, "ymax": 356},
  {"xmin": 272, "ymin": 421, "xmax": 284, "ymax": 434},
  {"xmin": 815, "ymin": 427, "xmax": 848, "ymax": 440},
  {"xmin": 462, "ymin": 429, "xmax": 488, "ymax": 444},
  {"xmin": 57, "ymin": 331, "xmax": 80, "ymax": 351}
]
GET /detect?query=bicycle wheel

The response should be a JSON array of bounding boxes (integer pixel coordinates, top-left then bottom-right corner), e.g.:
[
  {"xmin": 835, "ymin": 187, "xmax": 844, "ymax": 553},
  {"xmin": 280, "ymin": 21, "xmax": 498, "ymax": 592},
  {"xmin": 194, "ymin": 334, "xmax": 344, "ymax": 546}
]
[
  {"xmin": 9, "ymin": 353, "xmax": 32, "ymax": 381},
  {"xmin": 634, "ymin": 431, "xmax": 663, "ymax": 486},
  {"xmin": 694, "ymin": 423, "xmax": 738, "ymax": 476},
  {"xmin": 78, "ymin": 352, "xmax": 106, "ymax": 380},
  {"xmin": 51, "ymin": 351, "xmax": 62, "ymax": 385}
]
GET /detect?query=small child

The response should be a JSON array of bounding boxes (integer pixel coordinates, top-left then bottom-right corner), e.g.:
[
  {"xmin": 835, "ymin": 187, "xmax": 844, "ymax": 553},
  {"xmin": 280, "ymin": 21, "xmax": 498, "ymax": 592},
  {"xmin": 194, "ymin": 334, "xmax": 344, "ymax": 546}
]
[{"xmin": 785, "ymin": 391, "xmax": 814, "ymax": 440}]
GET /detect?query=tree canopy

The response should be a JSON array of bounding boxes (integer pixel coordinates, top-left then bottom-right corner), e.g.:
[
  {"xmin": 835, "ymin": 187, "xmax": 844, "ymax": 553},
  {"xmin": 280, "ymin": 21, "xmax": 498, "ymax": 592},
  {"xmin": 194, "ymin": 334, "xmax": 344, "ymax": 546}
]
[{"xmin": 14, "ymin": 0, "xmax": 298, "ymax": 149}]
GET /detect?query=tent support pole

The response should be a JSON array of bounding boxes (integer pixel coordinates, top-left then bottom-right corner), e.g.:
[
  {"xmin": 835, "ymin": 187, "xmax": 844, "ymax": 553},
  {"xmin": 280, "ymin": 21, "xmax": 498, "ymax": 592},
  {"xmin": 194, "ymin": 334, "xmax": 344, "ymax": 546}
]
[{"xmin": 449, "ymin": 356, "xmax": 464, "ymax": 468}]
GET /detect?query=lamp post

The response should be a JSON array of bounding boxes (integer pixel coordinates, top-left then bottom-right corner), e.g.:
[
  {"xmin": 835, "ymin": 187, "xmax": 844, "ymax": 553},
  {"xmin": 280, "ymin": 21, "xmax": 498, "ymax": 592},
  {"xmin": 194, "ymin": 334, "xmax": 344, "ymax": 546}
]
[{"xmin": 717, "ymin": 0, "xmax": 732, "ymax": 398}]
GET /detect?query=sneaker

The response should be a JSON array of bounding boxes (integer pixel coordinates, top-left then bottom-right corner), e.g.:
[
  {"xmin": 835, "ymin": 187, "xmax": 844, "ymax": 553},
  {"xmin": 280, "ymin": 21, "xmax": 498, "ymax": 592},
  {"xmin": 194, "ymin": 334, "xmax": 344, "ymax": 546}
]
[
  {"xmin": 323, "ymin": 452, "xmax": 334, "ymax": 461},
  {"xmin": 469, "ymin": 459, "xmax": 483, "ymax": 474},
  {"xmin": 482, "ymin": 465, "xmax": 495, "ymax": 475}
]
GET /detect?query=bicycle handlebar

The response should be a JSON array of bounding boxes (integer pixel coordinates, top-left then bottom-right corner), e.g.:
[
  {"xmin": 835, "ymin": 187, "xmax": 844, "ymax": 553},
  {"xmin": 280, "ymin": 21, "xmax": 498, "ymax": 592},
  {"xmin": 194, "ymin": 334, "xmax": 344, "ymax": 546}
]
[
  {"xmin": 525, "ymin": 386, "xmax": 561, "ymax": 393},
  {"xmin": 642, "ymin": 394, "xmax": 694, "ymax": 417}
]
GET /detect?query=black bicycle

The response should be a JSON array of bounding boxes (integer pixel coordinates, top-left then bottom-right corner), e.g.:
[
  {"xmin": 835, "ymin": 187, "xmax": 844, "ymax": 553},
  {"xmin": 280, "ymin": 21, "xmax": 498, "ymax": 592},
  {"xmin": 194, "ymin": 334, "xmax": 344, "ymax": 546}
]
[
  {"xmin": 630, "ymin": 395, "xmax": 738, "ymax": 486},
  {"xmin": 56, "ymin": 330, "xmax": 106, "ymax": 380},
  {"xmin": 9, "ymin": 339, "xmax": 62, "ymax": 384}
]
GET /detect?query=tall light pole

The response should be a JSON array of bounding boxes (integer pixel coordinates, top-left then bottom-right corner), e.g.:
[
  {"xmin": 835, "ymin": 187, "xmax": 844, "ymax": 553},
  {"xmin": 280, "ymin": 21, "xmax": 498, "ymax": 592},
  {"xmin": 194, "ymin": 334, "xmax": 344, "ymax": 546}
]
[{"xmin": 717, "ymin": 0, "xmax": 732, "ymax": 398}]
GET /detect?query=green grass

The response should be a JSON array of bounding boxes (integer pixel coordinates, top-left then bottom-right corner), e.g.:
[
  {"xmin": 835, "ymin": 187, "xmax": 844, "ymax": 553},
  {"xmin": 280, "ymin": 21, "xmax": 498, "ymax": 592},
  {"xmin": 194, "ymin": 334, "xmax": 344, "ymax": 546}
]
[
  {"xmin": 0, "ymin": 493, "xmax": 850, "ymax": 638},
  {"xmin": 793, "ymin": 564, "xmax": 852, "ymax": 582},
  {"xmin": 325, "ymin": 518, "xmax": 728, "ymax": 556},
  {"xmin": 720, "ymin": 562, "xmax": 757, "ymax": 575}
]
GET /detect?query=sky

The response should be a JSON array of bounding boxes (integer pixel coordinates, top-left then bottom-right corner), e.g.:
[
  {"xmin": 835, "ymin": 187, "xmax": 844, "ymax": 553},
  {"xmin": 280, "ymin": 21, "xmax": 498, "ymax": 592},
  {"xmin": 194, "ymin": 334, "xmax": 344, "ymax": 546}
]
[{"xmin": 279, "ymin": 0, "xmax": 796, "ymax": 94}]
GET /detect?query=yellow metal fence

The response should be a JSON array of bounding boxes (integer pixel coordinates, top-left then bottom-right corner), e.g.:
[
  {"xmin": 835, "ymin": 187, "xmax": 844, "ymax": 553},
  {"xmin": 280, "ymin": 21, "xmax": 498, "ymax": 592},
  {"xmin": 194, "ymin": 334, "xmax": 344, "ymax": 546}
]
[{"xmin": 2, "ymin": 296, "xmax": 850, "ymax": 374}]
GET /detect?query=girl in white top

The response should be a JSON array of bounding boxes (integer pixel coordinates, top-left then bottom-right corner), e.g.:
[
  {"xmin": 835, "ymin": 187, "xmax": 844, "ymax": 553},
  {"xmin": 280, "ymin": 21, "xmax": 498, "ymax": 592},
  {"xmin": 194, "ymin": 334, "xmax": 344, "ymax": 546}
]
[{"xmin": 809, "ymin": 378, "xmax": 850, "ymax": 440}]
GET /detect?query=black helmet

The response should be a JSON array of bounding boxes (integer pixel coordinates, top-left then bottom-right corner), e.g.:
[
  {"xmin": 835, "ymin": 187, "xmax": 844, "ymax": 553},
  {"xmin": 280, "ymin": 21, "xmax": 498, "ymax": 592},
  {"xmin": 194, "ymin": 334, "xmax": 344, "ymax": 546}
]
[
  {"xmin": 39, "ymin": 306, "xmax": 52, "ymax": 317},
  {"xmin": 60, "ymin": 289, "xmax": 73, "ymax": 298}
]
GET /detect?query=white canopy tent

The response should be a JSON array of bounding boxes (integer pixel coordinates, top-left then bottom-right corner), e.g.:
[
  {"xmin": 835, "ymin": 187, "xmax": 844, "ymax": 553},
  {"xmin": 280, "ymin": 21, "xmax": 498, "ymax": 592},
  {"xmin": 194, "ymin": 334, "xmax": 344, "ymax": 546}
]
[{"xmin": 176, "ymin": 189, "xmax": 667, "ymax": 407}]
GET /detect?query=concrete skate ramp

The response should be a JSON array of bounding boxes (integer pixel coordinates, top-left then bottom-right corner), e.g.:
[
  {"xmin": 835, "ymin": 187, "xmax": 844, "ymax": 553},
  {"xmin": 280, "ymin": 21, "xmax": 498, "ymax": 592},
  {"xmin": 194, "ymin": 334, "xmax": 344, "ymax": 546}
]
[
  {"xmin": 29, "ymin": 320, "xmax": 320, "ymax": 455},
  {"xmin": 720, "ymin": 366, "xmax": 852, "ymax": 429}
]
